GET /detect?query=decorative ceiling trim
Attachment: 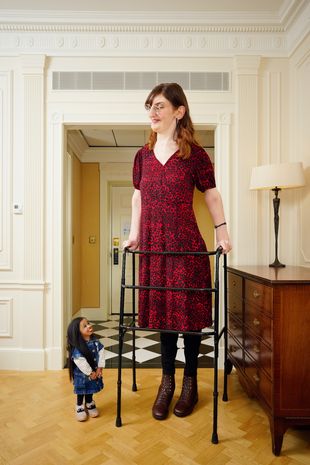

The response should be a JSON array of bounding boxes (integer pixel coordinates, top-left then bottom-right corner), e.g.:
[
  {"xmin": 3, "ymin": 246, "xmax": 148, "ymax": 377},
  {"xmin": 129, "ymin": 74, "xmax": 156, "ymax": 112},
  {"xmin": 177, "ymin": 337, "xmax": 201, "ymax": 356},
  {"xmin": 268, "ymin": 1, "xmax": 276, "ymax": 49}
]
[
  {"xmin": 0, "ymin": 23, "xmax": 287, "ymax": 33},
  {"xmin": 0, "ymin": 1, "xmax": 307, "ymax": 33},
  {"xmin": 0, "ymin": 1, "xmax": 308, "ymax": 56}
]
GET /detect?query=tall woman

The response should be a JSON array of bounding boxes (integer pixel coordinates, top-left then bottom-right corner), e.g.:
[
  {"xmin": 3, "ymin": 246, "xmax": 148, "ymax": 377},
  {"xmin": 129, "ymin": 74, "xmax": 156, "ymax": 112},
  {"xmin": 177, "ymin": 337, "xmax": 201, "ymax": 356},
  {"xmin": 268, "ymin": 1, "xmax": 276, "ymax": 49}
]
[{"xmin": 124, "ymin": 83, "xmax": 232, "ymax": 420}]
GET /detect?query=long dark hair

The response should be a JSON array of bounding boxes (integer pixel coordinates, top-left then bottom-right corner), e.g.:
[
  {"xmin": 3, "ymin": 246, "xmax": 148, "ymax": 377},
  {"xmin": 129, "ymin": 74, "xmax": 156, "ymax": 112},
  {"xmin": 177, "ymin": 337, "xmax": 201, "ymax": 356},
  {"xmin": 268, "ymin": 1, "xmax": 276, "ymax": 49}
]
[
  {"xmin": 66, "ymin": 317, "xmax": 97, "ymax": 381},
  {"xmin": 145, "ymin": 82, "xmax": 201, "ymax": 159}
]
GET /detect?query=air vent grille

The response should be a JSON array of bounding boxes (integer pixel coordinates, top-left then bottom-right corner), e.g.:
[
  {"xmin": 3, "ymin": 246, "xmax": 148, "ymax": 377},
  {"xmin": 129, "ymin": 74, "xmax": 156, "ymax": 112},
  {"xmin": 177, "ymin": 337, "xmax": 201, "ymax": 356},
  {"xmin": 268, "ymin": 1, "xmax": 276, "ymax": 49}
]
[{"xmin": 52, "ymin": 71, "xmax": 230, "ymax": 91}]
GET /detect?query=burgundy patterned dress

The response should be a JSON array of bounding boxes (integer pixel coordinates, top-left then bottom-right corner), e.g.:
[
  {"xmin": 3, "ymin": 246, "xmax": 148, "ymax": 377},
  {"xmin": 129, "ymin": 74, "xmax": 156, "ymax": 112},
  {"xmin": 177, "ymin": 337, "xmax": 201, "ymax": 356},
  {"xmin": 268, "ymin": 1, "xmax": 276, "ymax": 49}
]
[{"xmin": 133, "ymin": 144, "xmax": 216, "ymax": 331}]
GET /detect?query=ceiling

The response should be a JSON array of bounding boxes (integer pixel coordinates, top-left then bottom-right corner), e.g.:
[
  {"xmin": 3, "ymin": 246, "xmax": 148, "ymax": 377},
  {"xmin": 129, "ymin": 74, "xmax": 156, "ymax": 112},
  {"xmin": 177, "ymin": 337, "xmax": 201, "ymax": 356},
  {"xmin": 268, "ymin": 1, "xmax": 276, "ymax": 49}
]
[
  {"xmin": 70, "ymin": 126, "xmax": 214, "ymax": 151},
  {"xmin": 68, "ymin": 125, "xmax": 214, "ymax": 161},
  {"xmin": 0, "ymin": 0, "xmax": 286, "ymax": 13}
]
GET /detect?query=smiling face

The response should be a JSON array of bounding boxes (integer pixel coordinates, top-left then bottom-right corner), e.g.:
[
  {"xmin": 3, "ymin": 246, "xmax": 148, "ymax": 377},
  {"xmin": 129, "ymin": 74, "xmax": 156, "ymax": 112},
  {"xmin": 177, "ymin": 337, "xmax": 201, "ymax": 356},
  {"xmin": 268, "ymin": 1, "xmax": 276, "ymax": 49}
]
[
  {"xmin": 79, "ymin": 318, "xmax": 93, "ymax": 341},
  {"xmin": 146, "ymin": 94, "xmax": 185, "ymax": 135}
]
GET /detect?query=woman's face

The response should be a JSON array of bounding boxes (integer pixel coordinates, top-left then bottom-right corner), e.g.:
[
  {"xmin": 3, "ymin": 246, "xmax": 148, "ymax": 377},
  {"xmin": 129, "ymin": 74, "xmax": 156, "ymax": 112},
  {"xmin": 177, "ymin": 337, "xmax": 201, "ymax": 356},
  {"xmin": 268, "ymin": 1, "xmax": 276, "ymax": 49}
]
[{"xmin": 146, "ymin": 94, "xmax": 184, "ymax": 135}]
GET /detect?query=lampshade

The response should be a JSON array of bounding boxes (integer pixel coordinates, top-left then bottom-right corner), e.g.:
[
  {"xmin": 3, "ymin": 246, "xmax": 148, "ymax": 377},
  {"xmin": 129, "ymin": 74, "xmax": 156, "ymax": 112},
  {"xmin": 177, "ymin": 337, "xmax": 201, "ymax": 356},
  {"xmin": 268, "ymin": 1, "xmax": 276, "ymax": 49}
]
[{"xmin": 250, "ymin": 162, "xmax": 305, "ymax": 190}]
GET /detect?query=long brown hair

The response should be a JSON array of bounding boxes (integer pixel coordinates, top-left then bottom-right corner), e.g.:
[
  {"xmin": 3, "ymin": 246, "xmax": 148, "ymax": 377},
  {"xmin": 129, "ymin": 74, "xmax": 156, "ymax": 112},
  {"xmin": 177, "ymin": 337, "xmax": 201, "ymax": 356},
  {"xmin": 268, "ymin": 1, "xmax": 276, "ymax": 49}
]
[{"xmin": 145, "ymin": 82, "xmax": 201, "ymax": 159}]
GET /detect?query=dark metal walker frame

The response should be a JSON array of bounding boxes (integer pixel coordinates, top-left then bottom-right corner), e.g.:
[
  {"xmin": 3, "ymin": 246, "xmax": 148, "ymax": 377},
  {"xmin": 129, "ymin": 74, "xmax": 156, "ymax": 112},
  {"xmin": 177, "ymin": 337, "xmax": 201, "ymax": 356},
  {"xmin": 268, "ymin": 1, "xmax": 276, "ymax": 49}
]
[{"xmin": 116, "ymin": 248, "xmax": 229, "ymax": 444}]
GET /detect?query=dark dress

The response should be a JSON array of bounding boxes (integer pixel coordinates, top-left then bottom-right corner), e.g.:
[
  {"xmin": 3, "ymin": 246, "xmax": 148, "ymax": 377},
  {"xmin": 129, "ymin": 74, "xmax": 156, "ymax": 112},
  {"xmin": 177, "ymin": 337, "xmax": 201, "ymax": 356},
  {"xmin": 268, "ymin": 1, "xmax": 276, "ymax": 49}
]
[{"xmin": 133, "ymin": 144, "xmax": 216, "ymax": 332}]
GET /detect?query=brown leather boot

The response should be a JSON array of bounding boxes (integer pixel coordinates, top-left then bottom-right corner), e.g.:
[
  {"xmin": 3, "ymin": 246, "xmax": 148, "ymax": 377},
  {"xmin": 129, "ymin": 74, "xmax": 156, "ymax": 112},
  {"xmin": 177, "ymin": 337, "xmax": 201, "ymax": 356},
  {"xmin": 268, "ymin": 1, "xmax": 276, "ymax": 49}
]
[
  {"xmin": 152, "ymin": 374, "xmax": 175, "ymax": 420},
  {"xmin": 173, "ymin": 375, "xmax": 198, "ymax": 417}
]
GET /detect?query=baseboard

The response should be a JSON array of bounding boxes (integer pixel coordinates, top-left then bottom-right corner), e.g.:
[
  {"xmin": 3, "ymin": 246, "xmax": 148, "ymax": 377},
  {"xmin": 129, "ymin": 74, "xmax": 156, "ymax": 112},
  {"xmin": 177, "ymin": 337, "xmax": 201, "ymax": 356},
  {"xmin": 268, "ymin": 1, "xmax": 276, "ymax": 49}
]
[{"xmin": 0, "ymin": 348, "xmax": 45, "ymax": 370}]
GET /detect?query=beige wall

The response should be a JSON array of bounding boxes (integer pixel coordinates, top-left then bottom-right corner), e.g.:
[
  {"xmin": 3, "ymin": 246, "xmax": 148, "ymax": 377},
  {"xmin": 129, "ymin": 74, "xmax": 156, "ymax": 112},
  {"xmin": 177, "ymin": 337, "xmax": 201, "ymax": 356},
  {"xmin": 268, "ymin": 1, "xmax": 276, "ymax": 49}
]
[
  {"xmin": 193, "ymin": 189, "xmax": 215, "ymax": 280},
  {"xmin": 72, "ymin": 158, "xmax": 100, "ymax": 313},
  {"xmin": 72, "ymin": 154, "xmax": 81, "ymax": 315},
  {"xmin": 80, "ymin": 163, "xmax": 100, "ymax": 308}
]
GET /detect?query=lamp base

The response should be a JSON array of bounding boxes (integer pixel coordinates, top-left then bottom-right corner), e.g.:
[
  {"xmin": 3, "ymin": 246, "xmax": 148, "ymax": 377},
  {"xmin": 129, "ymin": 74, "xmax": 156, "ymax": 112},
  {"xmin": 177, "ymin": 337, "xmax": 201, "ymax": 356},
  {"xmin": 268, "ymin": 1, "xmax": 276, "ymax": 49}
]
[{"xmin": 269, "ymin": 259, "xmax": 285, "ymax": 268}]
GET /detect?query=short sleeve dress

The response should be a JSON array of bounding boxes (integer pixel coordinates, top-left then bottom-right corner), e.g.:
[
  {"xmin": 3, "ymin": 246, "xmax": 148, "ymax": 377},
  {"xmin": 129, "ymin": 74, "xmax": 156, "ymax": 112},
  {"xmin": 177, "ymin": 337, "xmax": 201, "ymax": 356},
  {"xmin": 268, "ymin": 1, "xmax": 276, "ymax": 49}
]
[{"xmin": 133, "ymin": 144, "xmax": 216, "ymax": 332}]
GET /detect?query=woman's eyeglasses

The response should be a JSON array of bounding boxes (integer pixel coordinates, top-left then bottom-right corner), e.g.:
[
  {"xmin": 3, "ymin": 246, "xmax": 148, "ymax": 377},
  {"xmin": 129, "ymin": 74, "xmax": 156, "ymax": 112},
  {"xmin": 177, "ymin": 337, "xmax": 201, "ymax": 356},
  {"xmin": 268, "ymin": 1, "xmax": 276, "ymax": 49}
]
[{"xmin": 145, "ymin": 103, "xmax": 165, "ymax": 114}]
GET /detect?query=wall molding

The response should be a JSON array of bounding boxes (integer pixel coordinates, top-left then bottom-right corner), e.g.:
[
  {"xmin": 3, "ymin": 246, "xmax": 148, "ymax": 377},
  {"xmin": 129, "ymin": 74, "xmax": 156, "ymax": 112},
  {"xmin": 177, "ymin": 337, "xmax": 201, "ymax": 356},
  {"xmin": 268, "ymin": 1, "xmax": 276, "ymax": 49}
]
[
  {"xmin": 0, "ymin": 32, "xmax": 289, "ymax": 57},
  {"xmin": 0, "ymin": 298, "xmax": 13, "ymax": 337},
  {"xmin": 0, "ymin": 281, "xmax": 49, "ymax": 290},
  {"xmin": 0, "ymin": 71, "xmax": 12, "ymax": 270}
]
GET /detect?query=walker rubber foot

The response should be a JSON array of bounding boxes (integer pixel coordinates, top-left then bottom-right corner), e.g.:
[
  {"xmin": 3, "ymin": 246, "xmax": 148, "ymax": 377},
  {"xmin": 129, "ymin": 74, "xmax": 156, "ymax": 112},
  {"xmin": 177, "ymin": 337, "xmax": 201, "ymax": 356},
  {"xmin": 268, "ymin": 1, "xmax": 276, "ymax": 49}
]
[
  {"xmin": 222, "ymin": 393, "xmax": 228, "ymax": 401},
  {"xmin": 211, "ymin": 432, "xmax": 219, "ymax": 444},
  {"xmin": 132, "ymin": 383, "xmax": 137, "ymax": 392},
  {"xmin": 115, "ymin": 418, "xmax": 122, "ymax": 427}
]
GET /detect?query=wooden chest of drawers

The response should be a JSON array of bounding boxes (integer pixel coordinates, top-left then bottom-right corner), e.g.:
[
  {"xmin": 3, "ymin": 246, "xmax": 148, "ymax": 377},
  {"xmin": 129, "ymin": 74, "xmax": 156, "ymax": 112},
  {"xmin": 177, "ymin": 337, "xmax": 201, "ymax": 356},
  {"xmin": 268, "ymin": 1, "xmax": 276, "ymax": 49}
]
[{"xmin": 227, "ymin": 266, "xmax": 310, "ymax": 455}]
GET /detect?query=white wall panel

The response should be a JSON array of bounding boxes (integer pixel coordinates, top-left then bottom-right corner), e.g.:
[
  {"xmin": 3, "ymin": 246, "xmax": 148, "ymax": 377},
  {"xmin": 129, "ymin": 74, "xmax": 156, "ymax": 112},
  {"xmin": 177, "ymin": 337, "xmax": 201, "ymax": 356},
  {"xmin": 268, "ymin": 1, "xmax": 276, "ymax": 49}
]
[
  {"xmin": 0, "ymin": 298, "xmax": 13, "ymax": 337},
  {"xmin": 293, "ymin": 44, "xmax": 310, "ymax": 265},
  {"xmin": 233, "ymin": 56, "xmax": 261, "ymax": 265},
  {"xmin": 0, "ymin": 71, "xmax": 12, "ymax": 270},
  {"xmin": 21, "ymin": 55, "xmax": 46, "ymax": 281}
]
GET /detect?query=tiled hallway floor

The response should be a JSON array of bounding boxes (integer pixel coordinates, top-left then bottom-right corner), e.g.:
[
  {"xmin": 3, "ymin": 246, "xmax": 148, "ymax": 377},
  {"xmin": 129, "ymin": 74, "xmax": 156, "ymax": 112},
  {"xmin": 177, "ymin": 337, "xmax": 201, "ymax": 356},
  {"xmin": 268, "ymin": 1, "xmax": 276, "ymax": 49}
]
[{"xmin": 92, "ymin": 319, "xmax": 214, "ymax": 369}]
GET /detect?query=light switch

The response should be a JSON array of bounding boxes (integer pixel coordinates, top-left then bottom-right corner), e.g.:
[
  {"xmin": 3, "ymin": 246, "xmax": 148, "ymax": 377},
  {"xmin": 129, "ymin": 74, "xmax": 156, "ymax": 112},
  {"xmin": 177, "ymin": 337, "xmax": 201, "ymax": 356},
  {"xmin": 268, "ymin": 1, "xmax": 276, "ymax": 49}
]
[
  {"xmin": 13, "ymin": 203, "xmax": 23, "ymax": 214},
  {"xmin": 89, "ymin": 235, "xmax": 96, "ymax": 244}
]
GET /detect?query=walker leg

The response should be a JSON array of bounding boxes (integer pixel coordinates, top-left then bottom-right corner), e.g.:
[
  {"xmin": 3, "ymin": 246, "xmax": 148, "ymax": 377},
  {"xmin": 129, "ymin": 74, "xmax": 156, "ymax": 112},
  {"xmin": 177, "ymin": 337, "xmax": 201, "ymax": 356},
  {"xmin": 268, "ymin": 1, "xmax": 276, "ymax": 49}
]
[
  {"xmin": 222, "ymin": 378, "xmax": 228, "ymax": 402},
  {"xmin": 132, "ymin": 329, "xmax": 137, "ymax": 391},
  {"xmin": 116, "ymin": 327, "xmax": 125, "ymax": 427},
  {"xmin": 212, "ymin": 251, "xmax": 220, "ymax": 444},
  {"xmin": 222, "ymin": 253, "xmax": 229, "ymax": 402},
  {"xmin": 211, "ymin": 354, "xmax": 219, "ymax": 444}
]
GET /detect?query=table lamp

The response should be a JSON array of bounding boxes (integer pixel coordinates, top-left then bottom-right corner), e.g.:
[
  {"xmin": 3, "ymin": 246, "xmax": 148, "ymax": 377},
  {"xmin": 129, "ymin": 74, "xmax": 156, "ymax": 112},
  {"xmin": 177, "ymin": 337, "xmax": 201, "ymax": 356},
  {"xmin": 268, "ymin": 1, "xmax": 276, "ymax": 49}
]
[{"xmin": 250, "ymin": 162, "xmax": 305, "ymax": 267}]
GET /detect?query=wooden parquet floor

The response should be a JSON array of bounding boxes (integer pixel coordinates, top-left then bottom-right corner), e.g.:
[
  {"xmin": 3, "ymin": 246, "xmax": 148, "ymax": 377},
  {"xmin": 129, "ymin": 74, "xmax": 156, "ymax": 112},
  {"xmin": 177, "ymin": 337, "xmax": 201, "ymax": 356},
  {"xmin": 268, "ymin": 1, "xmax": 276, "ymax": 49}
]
[{"xmin": 0, "ymin": 368, "xmax": 309, "ymax": 465}]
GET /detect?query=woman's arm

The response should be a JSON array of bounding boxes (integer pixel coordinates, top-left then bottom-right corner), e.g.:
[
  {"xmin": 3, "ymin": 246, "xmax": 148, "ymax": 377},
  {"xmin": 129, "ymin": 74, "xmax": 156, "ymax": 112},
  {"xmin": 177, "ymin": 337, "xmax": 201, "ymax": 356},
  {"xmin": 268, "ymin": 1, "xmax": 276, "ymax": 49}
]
[
  {"xmin": 204, "ymin": 187, "xmax": 232, "ymax": 254},
  {"xmin": 123, "ymin": 189, "xmax": 141, "ymax": 250}
]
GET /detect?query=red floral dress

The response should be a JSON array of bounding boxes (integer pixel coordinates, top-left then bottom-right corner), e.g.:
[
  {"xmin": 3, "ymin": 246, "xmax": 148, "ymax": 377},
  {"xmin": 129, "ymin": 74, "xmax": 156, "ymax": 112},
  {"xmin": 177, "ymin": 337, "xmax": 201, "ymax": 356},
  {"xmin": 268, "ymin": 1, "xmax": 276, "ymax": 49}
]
[{"xmin": 133, "ymin": 144, "xmax": 216, "ymax": 331}]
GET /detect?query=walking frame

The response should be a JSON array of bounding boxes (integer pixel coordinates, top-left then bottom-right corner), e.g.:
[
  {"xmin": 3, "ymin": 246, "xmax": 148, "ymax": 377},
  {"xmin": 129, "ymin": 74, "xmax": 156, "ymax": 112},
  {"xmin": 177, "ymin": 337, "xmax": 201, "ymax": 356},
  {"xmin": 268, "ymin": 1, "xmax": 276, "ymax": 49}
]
[{"xmin": 115, "ymin": 248, "xmax": 229, "ymax": 444}]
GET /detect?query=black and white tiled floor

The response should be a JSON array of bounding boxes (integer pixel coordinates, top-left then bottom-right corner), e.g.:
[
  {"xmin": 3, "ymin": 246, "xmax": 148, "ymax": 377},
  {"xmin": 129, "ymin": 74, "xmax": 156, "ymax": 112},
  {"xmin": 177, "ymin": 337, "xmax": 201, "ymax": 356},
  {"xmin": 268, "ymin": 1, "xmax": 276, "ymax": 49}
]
[{"xmin": 92, "ymin": 319, "xmax": 214, "ymax": 369}]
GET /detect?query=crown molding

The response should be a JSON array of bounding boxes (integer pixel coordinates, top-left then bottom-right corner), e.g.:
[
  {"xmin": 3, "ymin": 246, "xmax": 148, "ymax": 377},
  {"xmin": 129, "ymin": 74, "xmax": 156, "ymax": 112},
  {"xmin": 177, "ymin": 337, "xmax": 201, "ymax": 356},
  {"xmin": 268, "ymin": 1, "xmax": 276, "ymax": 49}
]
[
  {"xmin": 0, "ymin": 1, "xmax": 306, "ymax": 33},
  {"xmin": 0, "ymin": 1, "xmax": 307, "ymax": 57},
  {"xmin": 0, "ymin": 32, "xmax": 289, "ymax": 57},
  {"xmin": 0, "ymin": 5, "xmax": 305, "ymax": 31},
  {"xmin": 0, "ymin": 23, "xmax": 286, "ymax": 33}
]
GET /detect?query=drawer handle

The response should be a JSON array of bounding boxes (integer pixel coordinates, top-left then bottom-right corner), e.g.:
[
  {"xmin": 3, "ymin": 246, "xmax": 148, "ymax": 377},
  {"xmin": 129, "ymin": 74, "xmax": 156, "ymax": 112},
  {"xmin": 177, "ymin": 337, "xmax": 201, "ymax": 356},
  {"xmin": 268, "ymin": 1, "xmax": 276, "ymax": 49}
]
[
  {"xmin": 253, "ymin": 318, "xmax": 260, "ymax": 326},
  {"xmin": 232, "ymin": 280, "xmax": 237, "ymax": 287},
  {"xmin": 253, "ymin": 290, "xmax": 261, "ymax": 298},
  {"xmin": 253, "ymin": 345, "xmax": 260, "ymax": 353},
  {"xmin": 253, "ymin": 374, "xmax": 260, "ymax": 383}
]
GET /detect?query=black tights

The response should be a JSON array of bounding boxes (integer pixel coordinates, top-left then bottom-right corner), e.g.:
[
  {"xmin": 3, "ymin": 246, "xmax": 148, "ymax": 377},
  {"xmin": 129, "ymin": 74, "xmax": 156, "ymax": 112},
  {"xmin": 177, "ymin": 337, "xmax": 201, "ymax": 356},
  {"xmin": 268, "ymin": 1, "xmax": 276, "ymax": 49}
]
[
  {"xmin": 160, "ymin": 332, "xmax": 201, "ymax": 377},
  {"xmin": 77, "ymin": 394, "xmax": 93, "ymax": 406}
]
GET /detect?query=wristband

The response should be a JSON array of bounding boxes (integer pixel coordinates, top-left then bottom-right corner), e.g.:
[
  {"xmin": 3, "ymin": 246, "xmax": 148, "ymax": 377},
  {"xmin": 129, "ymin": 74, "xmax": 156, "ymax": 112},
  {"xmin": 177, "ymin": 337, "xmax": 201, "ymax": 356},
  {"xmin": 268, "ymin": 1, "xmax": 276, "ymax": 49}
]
[{"xmin": 215, "ymin": 222, "xmax": 227, "ymax": 229}]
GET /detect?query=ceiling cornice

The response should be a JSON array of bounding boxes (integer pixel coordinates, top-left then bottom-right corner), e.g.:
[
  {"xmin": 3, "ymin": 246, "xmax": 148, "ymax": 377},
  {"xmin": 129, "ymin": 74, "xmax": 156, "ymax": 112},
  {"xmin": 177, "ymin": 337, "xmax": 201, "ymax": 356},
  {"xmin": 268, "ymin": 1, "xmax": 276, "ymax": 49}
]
[
  {"xmin": 0, "ymin": 2, "xmax": 306, "ymax": 33},
  {"xmin": 0, "ymin": 1, "xmax": 308, "ymax": 56},
  {"xmin": 0, "ymin": 23, "xmax": 287, "ymax": 33}
]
